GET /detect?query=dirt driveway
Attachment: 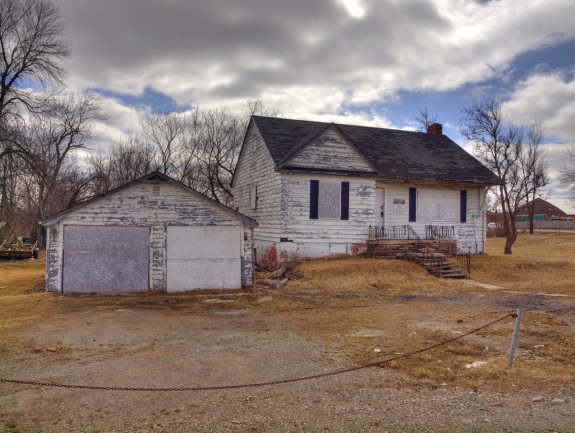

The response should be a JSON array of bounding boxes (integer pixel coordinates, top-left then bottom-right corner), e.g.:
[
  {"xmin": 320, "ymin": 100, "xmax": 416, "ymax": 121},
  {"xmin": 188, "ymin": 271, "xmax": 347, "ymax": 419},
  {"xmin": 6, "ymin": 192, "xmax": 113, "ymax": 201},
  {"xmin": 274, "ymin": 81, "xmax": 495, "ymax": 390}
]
[{"xmin": 1, "ymin": 281, "xmax": 574, "ymax": 433}]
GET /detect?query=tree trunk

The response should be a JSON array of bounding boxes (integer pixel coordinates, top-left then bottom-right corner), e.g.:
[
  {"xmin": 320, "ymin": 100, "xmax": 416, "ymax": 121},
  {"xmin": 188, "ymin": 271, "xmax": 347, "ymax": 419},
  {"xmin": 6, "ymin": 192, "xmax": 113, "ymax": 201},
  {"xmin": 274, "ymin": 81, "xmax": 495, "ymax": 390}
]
[
  {"xmin": 504, "ymin": 214, "xmax": 518, "ymax": 254},
  {"xmin": 504, "ymin": 231, "xmax": 515, "ymax": 254},
  {"xmin": 528, "ymin": 201, "xmax": 535, "ymax": 234}
]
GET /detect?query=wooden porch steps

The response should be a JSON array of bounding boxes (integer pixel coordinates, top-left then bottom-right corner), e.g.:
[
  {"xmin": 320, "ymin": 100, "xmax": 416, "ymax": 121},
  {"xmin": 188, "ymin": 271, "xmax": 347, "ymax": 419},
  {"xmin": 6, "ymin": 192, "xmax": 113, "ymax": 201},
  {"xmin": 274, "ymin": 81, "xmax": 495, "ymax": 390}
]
[
  {"xmin": 367, "ymin": 225, "xmax": 470, "ymax": 279},
  {"xmin": 370, "ymin": 246, "xmax": 468, "ymax": 279},
  {"xmin": 412, "ymin": 252, "xmax": 468, "ymax": 279}
]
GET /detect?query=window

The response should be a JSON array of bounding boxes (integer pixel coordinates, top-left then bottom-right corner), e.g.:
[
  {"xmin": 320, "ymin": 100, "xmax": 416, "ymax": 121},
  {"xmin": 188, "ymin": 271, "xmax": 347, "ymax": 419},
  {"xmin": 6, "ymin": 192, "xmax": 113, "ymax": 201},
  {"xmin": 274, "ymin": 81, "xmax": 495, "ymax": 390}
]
[
  {"xmin": 310, "ymin": 180, "xmax": 349, "ymax": 220},
  {"xmin": 412, "ymin": 188, "xmax": 467, "ymax": 223}
]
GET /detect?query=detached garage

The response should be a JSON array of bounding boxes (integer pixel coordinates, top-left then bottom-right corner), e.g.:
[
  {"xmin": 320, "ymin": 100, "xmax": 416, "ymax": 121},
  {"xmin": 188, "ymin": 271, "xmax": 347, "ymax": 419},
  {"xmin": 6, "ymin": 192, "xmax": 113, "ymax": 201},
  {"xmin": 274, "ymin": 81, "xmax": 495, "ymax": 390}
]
[{"xmin": 42, "ymin": 172, "xmax": 258, "ymax": 294}]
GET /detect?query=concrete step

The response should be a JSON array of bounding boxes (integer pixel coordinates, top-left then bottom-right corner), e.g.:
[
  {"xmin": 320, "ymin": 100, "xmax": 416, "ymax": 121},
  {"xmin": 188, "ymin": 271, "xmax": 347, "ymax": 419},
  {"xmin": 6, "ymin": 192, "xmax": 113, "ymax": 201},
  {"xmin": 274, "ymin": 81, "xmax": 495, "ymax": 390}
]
[{"xmin": 440, "ymin": 272, "xmax": 467, "ymax": 279}]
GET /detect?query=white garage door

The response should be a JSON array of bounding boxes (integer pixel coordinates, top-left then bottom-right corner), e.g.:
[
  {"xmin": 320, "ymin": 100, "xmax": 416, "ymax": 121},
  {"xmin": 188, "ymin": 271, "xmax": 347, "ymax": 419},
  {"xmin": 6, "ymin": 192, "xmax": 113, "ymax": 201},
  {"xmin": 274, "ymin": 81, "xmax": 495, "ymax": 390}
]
[
  {"xmin": 166, "ymin": 226, "xmax": 242, "ymax": 292},
  {"xmin": 63, "ymin": 226, "xmax": 150, "ymax": 293}
]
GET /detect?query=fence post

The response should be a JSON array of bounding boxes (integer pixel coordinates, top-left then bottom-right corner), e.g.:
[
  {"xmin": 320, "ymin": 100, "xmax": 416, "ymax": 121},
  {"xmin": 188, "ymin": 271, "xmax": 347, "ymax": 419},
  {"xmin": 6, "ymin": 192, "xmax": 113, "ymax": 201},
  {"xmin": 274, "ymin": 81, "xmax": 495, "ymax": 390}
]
[{"xmin": 508, "ymin": 306, "xmax": 523, "ymax": 367}]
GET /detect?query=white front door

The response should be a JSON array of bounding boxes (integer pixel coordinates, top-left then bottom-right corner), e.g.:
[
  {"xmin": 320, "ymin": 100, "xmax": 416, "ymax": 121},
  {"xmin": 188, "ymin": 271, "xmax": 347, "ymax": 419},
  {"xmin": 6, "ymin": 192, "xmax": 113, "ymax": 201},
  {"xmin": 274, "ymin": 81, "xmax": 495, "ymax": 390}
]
[{"xmin": 375, "ymin": 187, "xmax": 386, "ymax": 227}]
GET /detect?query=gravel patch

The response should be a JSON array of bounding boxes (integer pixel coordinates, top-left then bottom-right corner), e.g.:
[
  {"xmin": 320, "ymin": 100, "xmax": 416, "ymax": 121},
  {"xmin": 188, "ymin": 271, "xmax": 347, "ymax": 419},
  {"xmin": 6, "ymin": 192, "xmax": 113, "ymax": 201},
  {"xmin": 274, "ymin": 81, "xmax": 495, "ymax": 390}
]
[{"xmin": 1, "ymin": 293, "xmax": 574, "ymax": 432}]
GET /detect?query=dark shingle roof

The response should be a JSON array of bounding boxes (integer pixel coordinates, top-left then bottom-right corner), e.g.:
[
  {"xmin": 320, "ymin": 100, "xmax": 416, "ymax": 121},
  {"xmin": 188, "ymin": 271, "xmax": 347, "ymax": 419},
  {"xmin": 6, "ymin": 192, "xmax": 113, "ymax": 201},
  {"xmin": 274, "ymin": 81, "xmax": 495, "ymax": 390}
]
[
  {"xmin": 517, "ymin": 198, "xmax": 567, "ymax": 217},
  {"xmin": 251, "ymin": 116, "xmax": 502, "ymax": 185}
]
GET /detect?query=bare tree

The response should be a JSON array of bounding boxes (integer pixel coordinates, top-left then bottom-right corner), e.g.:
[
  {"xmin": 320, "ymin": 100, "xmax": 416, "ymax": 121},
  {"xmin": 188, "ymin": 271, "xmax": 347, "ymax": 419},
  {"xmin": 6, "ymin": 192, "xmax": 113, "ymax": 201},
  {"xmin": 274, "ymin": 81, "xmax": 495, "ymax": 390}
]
[
  {"xmin": 196, "ymin": 100, "xmax": 280, "ymax": 204},
  {"xmin": 0, "ymin": 0, "xmax": 70, "ymax": 235},
  {"xmin": 140, "ymin": 110, "xmax": 201, "ymax": 181},
  {"xmin": 86, "ymin": 137, "xmax": 159, "ymax": 195},
  {"xmin": 560, "ymin": 144, "xmax": 575, "ymax": 200},
  {"xmin": 414, "ymin": 105, "xmax": 438, "ymax": 132},
  {"xmin": 83, "ymin": 100, "xmax": 280, "ymax": 207},
  {"xmin": 461, "ymin": 98, "xmax": 547, "ymax": 254},
  {"xmin": 521, "ymin": 120, "xmax": 549, "ymax": 234},
  {"xmin": 0, "ymin": 0, "xmax": 70, "ymax": 145},
  {"xmin": 19, "ymin": 93, "xmax": 102, "ymax": 236},
  {"xmin": 195, "ymin": 109, "xmax": 244, "ymax": 204}
]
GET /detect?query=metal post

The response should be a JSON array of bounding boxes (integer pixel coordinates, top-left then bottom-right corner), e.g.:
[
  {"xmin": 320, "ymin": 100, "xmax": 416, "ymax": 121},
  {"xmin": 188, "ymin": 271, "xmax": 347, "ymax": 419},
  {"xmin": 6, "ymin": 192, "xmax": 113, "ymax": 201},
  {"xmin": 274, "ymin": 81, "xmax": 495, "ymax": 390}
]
[{"xmin": 508, "ymin": 306, "xmax": 523, "ymax": 367}]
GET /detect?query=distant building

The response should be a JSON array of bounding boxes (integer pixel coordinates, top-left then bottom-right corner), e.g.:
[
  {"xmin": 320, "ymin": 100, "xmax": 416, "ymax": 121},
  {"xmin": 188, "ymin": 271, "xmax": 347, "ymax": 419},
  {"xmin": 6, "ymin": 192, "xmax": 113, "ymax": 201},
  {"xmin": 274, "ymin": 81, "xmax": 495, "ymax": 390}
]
[{"xmin": 516, "ymin": 198, "xmax": 570, "ymax": 222}]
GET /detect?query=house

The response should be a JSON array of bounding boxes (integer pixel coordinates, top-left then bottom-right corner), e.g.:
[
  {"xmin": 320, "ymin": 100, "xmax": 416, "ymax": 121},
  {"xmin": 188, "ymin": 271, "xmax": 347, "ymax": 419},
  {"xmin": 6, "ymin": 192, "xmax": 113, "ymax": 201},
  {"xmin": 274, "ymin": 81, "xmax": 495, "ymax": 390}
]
[
  {"xmin": 42, "ymin": 172, "xmax": 257, "ymax": 294},
  {"xmin": 516, "ymin": 198, "xmax": 569, "ymax": 221},
  {"xmin": 231, "ymin": 116, "xmax": 501, "ymax": 266}
]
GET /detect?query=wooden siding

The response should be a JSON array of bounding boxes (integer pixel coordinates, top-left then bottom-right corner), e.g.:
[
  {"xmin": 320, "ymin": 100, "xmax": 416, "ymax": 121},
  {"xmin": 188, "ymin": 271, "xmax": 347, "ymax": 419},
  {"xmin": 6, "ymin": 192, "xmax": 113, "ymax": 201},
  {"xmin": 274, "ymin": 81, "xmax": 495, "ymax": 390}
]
[
  {"xmin": 46, "ymin": 225, "xmax": 61, "ymax": 292},
  {"xmin": 378, "ymin": 181, "xmax": 487, "ymax": 253},
  {"xmin": 241, "ymin": 228, "xmax": 255, "ymax": 286},
  {"xmin": 233, "ymin": 121, "xmax": 489, "ymax": 261},
  {"xmin": 45, "ymin": 181, "xmax": 252, "ymax": 292},
  {"xmin": 279, "ymin": 173, "xmax": 375, "ymax": 256},
  {"xmin": 287, "ymin": 128, "xmax": 373, "ymax": 172},
  {"xmin": 233, "ymin": 123, "xmax": 282, "ymax": 244}
]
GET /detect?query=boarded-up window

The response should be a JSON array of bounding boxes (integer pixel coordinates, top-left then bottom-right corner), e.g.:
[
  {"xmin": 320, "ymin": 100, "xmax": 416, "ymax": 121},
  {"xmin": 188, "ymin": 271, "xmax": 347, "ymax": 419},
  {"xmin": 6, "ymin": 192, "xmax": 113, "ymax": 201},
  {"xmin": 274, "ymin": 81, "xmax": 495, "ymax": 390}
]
[
  {"xmin": 319, "ymin": 182, "xmax": 341, "ymax": 219},
  {"xmin": 310, "ymin": 180, "xmax": 350, "ymax": 220},
  {"xmin": 417, "ymin": 189, "xmax": 459, "ymax": 222}
]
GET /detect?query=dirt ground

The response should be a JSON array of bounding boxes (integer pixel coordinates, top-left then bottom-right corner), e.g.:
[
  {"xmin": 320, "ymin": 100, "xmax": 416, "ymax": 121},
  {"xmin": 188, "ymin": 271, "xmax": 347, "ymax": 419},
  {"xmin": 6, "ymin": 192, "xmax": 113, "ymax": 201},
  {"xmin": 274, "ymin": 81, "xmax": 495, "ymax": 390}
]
[{"xmin": 1, "ymin": 239, "xmax": 575, "ymax": 432}]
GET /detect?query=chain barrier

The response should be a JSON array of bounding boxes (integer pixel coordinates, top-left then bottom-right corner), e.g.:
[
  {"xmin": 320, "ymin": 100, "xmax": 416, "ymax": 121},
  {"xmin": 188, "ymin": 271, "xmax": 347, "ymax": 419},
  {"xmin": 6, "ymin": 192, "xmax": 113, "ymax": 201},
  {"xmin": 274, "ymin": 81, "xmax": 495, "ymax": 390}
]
[{"xmin": 0, "ymin": 312, "xmax": 515, "ymax": 392}]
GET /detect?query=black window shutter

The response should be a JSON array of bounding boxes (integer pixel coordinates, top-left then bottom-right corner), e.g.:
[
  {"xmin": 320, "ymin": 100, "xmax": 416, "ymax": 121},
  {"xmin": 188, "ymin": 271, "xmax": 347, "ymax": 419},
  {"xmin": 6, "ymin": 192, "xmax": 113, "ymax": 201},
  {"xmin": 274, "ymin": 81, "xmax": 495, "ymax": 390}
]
[
  {"xmin": 460, "ymin": 190, "xmax": 467, "ymax": 223},
  {"xmin": 341, "ymin": 182, "xmax": 349, "ymax": 220},
  {"xmin": 409, "ymin": 188, "xmax": 417, "ymax": 222},
  {"xmin": 310, "ymin": 180, "xmax": 319, "ymax": 219}
]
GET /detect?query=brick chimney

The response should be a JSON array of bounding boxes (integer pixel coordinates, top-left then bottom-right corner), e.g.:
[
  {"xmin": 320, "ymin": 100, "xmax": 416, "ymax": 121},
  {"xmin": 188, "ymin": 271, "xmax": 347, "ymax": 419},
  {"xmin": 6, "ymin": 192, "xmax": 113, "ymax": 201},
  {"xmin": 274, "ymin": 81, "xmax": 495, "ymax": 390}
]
[{"xmin": 427, "ymin": 123, "xmax": 443, "ymax": 135}]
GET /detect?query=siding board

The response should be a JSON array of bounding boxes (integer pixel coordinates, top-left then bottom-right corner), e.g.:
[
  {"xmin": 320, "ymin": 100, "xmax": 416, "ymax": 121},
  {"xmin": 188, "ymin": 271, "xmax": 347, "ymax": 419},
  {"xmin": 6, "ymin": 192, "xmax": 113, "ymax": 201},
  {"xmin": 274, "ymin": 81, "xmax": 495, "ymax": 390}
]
[
  {"xmin": 288, "ymin": 128, "xmax": 373, "ymax": 172},
  {"xmin": 233, "ymin": 123, "xmax": 283, "ymax": 244}
]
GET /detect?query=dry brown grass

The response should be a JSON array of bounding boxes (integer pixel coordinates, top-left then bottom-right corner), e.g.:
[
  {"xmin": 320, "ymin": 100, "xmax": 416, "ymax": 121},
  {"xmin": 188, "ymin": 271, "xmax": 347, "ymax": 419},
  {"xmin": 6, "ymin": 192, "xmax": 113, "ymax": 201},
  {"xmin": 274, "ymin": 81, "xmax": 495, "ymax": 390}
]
[
  {"xmin": 1, "ymin": 237, "xmax": 574, "ymax": 391},
  {"xmin": 282, "ymin": 256, "xmax": 461, "ymax": 295},
  {"xmin": 0, "ymin": 259, "xmax": 52, "ymax": 360},
  {"xmin": 472, "ymin": 233, "xmax": 575, "ymax": 295},
  {"xmin": 487, "ymin": 231, "xmax": 575, "ymax": 263}
]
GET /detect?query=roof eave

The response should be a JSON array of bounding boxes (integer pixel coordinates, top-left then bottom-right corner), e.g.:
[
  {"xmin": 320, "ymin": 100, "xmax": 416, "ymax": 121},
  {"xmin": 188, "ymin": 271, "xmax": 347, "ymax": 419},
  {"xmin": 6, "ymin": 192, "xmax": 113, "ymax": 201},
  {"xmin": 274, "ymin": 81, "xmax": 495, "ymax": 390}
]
[
  {"xmin": 279, "ymin": 167, "xmax": 379, "ymax": 177},
  {"xmin": 278, "ymin": 168, "xmax": 501, "ymax": 186},
  {"xmin": 42, "ymin": 171, "xmax": 259, "ymax": 228},
  {"xmin": 374, "ymin": 174, "xmax": 503, "ymax": 186}
]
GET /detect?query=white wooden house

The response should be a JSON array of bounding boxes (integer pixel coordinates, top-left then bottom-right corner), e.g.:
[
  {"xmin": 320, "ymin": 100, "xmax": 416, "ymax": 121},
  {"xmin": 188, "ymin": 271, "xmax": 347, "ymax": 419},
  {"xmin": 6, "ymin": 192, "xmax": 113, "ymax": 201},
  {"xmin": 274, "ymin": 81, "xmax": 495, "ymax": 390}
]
[
  {"xmin": 42, "ymin": 172, "xmax": 257, "ymax": 293},
  {"xmin": 231, "ymin": 116, "xmax": 501, "ymax": 266}
]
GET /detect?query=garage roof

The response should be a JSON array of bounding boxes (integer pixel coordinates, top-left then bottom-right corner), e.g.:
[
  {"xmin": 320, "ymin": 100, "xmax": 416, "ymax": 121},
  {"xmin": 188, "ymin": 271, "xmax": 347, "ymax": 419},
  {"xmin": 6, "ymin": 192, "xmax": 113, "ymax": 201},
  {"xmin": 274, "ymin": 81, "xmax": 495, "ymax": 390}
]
[{"xmin": 42, "ymin": 172, "xmax": 258, "ymax": 228}]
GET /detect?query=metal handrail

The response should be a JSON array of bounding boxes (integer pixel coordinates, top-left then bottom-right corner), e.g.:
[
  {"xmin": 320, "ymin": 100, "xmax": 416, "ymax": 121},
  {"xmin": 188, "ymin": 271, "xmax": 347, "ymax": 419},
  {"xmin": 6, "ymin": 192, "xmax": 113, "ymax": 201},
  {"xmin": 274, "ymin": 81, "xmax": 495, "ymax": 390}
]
[
  {"xmin": 405, "ymin": 225, "xmax": 445, "ymax": 277},
  {"xmin": 425, "ymin": 225, "xmax": 455, "ymax": 240},
  {"xmin": 368, "ymin": 224, "xmax": 470, "ymax": 277},
  {"xmin": 368, "ymin": 225, "xmax": 414, "ymax": 240},
  {"xmin": 426, "ymin": 225, "xmax": 470, "ymax": 278}
]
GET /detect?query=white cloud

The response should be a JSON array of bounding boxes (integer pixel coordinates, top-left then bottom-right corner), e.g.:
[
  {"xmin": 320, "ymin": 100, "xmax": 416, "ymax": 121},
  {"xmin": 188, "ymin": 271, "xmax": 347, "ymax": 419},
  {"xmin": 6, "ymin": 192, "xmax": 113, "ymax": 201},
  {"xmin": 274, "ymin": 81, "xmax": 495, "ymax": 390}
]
[
  {"xmin": 51, "ymin": 0, "xmax": 575, "ymax": 118},
  {"xmin": 84, "ymin": 97, "xmax": 145, "ymax": 153},
  {"xmin": 337, "ymin": 0, "xmax": 366, "ymax": 19},
  {"xmin": 503, "ymin": 71, "xmax": 575, "ymax": 142}
]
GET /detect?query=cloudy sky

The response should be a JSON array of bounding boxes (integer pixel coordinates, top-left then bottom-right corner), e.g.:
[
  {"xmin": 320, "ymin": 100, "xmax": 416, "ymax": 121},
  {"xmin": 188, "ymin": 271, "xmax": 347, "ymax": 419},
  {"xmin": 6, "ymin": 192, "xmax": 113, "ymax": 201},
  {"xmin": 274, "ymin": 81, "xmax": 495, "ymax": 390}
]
[{"xmin": 52, "ymin": 0, "xmax": 575, "ymax": 211}]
